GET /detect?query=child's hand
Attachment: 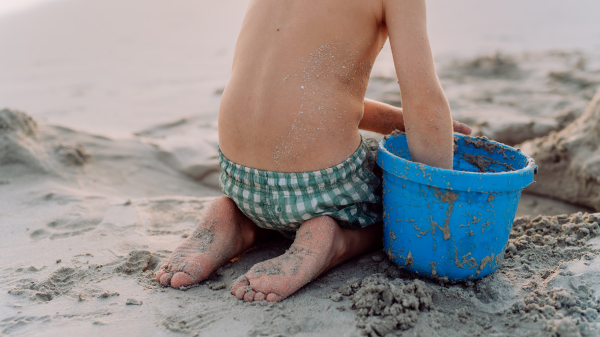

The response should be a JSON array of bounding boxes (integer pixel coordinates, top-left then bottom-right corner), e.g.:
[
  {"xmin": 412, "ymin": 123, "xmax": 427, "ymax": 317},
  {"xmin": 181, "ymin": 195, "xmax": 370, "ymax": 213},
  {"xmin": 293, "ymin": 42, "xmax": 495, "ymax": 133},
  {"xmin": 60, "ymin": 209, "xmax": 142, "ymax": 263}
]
[
  {"xmin": 452, "ymin": 120, "xmax": 471, "ymax": 135},
  {"xmin": 359, "ymin": 98, "xmax": 471, "ymax": 135}
]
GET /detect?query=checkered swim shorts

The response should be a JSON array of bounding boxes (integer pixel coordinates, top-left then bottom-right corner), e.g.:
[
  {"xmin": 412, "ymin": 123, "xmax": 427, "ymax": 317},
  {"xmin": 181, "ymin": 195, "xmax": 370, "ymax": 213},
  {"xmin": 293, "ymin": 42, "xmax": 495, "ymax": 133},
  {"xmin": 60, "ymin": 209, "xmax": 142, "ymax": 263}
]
[{"xmin": 218, "ymin": 137, "xmax": 383, "ymax": 235}]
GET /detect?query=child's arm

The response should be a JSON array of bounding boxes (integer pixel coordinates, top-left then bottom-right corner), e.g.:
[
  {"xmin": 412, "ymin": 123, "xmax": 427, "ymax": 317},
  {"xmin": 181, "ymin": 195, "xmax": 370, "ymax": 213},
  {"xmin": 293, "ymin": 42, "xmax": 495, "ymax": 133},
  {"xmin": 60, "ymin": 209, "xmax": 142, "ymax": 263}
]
[
  {"xmin": 383, "ymin": 0, "xmax": 454, "ymax": 169},
  {"xmin": 359, "ymin": 98, "xmax": 472, "ymax": 136}
]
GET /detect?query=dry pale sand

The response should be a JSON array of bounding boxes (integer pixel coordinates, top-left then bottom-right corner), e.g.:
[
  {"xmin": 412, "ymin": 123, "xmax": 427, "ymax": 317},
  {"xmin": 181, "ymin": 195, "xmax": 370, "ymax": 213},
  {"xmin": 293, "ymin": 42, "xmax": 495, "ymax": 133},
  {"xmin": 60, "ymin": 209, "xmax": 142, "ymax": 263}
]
[
  {"xmin": 1, "ymin": 106, "xmax": 599, "ymax": 337},
  {"xmin": 2, "ymin": 1, "xmax": 600, "ymax": 336}
]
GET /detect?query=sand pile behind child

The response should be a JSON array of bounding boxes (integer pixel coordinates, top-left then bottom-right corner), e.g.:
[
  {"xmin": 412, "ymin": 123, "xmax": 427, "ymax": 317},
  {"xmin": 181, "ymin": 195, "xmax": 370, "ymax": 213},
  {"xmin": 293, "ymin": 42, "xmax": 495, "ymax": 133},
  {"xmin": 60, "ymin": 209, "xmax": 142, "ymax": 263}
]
[{"xmin": 520, "ymin": 86, "xmax": 600, "ymax": 211}]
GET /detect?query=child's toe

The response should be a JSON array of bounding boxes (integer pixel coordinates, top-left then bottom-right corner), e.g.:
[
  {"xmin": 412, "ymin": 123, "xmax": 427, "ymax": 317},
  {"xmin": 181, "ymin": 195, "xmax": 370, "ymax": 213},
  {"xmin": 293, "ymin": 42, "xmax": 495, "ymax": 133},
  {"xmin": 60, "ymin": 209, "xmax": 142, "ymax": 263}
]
[
  {"xmin": 159, "ymin": 272, "xmax": 173, "ymax": 286},
  {"xmin": 266, "ymin": 293, "xmax": 283, "ymax": 302},
  {"xmin": 254, "ymin": 292, "xmax": 266, "ymax": 301},
  {"xmin": 170, "ymin": 272, "xmax": 194, "ymax": 288},
  {"xmin": 231, "ymin": 275, "xmax": 250, "ymax": 294},
  {"xmin": 234, "ymin": 286, "xmax": 247, "ymax": 299},
  {"xmin": 243, "ymin": 289, "xmax": 256, "ymax": 302},
  {"xmin": 155, "ymin": 268, "xmax": 167, "ymax": 283}
]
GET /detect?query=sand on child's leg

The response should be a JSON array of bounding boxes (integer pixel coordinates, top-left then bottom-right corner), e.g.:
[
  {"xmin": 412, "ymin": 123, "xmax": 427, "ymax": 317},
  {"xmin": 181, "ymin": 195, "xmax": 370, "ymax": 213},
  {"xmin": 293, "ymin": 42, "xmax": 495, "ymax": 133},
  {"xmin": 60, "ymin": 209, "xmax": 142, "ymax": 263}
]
[
  {"xmin": 156, "ymin": 196, "xmax": 260, "ymax": 288},
  {"xmin": 231, "ymin": 216, "xmax": 383, "ymax": 302}
]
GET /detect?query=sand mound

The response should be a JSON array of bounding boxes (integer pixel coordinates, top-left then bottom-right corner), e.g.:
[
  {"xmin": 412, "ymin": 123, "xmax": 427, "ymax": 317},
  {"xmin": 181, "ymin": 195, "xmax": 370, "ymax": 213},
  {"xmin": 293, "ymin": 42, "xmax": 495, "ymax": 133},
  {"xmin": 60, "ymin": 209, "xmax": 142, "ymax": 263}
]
[
  {"xmin": 458, "ymin": 110, "xmax": 559, "ymax": 146},
  {"xmin": 0, "ymin": 108, "xmax": 50, "ymax": 173},
  {"xmin": 0, "ymin": 108, "xmax": 91, "ymax": 176},
  {"xmin": 135, "ymin": 117, "xmax": 221, "ymax": 189},
  {"xmin": 0, "ymin": 109, "xmax": 220, "ymax": 198},
  {"xmin": 367, "ymin": 52, "xmax": 600, "ymax": 147},
  {"xmin": 350, "ymin": 275, "xmax": 433, "ymax": 335},
  {"xmin": 521, "ymin": 87, "xmax": 600, "ymax": 211}
]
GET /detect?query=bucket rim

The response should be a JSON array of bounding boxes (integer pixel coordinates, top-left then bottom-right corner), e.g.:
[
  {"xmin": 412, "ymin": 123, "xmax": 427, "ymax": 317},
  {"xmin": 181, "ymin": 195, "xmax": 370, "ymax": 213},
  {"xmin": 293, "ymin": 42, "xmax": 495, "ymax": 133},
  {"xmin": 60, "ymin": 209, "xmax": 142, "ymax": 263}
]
[{"xmin": 376, "ymin": 134, "xmax": 537, "ymax": 193}]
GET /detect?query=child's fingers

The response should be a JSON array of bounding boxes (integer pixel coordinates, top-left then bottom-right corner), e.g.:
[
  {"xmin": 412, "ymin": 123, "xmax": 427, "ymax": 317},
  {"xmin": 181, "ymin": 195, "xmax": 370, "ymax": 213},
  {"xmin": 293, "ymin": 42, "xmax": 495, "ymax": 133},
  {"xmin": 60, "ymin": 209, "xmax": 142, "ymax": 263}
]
[{"xmin": 453, "ymin": 121, "xmax": 472, "ymax": 135}]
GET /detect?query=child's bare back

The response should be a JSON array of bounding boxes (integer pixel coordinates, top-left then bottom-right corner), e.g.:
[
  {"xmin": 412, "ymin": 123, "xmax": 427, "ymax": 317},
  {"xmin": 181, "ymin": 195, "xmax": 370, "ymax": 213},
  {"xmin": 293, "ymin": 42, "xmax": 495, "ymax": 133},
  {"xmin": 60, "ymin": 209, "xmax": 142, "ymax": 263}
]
[
  {"xmin": 219, "ymin": 0, "xmax": 454, "ymax": 172},
  {"xmin": 157, "ymin": 0, "xmax": 470, "ymax": 302}
]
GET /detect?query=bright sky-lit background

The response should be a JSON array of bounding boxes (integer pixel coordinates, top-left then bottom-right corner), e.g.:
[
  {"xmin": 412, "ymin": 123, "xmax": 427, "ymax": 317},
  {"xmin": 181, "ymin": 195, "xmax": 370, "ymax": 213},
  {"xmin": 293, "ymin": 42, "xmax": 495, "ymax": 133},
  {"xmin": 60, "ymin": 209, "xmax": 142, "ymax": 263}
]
[
  {"xmin": 0, "ymin": 0, "xmax": 59, "ymax": 16},
  {"xmin": 0, "ymin": 0, "xmax": 599, "ymax": 137}
]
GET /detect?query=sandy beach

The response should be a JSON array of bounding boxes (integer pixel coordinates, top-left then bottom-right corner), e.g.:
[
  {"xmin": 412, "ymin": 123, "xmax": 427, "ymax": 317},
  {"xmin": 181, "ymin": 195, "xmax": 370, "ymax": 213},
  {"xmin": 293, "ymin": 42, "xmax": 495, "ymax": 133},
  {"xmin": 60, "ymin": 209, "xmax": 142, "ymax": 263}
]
[{"xmin": 1, "ymin": 0, "xmax": 600, "ymax": 336}]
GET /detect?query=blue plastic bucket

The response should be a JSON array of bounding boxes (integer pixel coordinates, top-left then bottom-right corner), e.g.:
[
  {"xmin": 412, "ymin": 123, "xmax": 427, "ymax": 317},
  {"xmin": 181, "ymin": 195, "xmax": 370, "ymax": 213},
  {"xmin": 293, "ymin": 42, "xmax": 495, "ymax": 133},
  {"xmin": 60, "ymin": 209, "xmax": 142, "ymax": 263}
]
[{"xmin": 376, "ymin": 133, "xmax": 536, "ymax": 281}]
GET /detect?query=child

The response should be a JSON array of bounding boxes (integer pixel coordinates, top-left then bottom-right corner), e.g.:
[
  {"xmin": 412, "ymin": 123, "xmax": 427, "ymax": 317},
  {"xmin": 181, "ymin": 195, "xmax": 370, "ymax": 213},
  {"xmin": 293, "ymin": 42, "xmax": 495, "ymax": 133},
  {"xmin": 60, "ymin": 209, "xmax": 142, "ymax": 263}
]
[{"xmin": 156, "ymin": 0, "xmax": 471, "ymax": 302}]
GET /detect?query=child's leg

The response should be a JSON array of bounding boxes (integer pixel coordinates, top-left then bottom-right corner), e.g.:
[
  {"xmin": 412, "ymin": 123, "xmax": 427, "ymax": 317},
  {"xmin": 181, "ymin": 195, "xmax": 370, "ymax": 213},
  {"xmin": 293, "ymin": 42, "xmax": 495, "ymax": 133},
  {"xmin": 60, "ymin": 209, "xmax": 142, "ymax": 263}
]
[
  {"xmin": 231, "ymin": 216, "xmax": 383, "ymax": 302},
  {"xmin": 156, "ymin": 196, "xmax": 266, "ymax": 288}
]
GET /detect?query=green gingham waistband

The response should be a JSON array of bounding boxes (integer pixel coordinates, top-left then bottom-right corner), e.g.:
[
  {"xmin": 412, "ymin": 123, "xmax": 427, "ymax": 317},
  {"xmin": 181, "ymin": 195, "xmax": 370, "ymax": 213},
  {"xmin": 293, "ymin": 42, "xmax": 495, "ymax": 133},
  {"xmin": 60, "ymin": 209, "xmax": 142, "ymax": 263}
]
[{"xmin": 218, "ymin": 138, "xmax": 374, "ymax": 193}]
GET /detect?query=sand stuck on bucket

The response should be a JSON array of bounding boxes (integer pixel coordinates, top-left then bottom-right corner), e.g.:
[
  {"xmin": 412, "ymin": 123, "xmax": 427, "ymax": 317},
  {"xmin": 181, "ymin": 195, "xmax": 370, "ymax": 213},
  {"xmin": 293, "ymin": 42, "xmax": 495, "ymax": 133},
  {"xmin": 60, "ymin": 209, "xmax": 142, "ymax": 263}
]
[{"xmin": 376, "ymin": 133, "xmax": 536, "ymax": 281}]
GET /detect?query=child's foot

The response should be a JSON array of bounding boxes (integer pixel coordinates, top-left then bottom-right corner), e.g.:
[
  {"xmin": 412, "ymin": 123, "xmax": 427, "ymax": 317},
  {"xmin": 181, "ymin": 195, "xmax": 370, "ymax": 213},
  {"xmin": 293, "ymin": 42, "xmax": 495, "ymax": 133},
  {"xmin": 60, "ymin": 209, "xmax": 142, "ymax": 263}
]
[
  {"xmin": 231, "ymin": 216, "xmax": 346, "ymax": 302},
  {"xmin": 156, "ymin": 197, "xmax": 258, "ymax": 288}
]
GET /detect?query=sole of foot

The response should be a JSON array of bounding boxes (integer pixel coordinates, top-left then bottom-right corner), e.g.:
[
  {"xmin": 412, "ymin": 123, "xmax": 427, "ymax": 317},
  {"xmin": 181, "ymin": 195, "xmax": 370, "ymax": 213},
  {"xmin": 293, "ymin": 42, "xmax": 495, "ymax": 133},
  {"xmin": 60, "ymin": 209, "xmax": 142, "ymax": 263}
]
[
  {"xmin": 231, "ymin": 216, "xmax": 342, "ymax": 302},
  {"xmin": 156, "ymin": 196, "xmax": 257, "ymax": 288}
]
